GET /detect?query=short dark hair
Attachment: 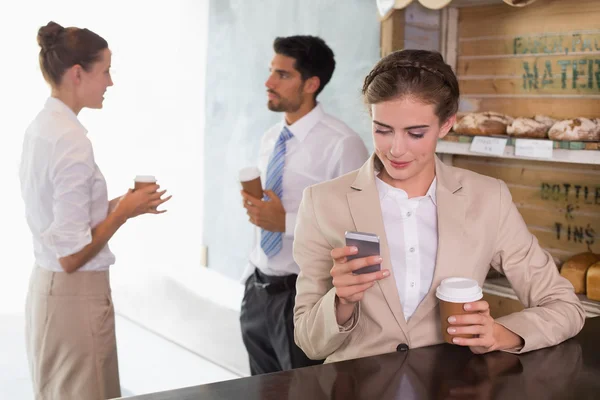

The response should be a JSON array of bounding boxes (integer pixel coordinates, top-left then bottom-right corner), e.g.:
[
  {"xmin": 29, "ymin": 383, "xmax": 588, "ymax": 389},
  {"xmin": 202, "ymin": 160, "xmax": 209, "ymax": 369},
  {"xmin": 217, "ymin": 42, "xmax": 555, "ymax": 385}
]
[
  {"xmin": 37, "ymin": 21, "xmax": 108, "ymax": 87},
  {"xmin": 273, "ymin": 35, "xmax": 335, "ymax": 98}
]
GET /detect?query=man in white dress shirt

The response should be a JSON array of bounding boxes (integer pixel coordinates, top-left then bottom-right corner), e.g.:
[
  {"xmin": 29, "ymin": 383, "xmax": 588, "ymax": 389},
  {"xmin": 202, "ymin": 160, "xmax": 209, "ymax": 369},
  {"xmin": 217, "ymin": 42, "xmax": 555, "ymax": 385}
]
[{"xmin": 240, "ymin": 35, "xmax": 369, "ymax": 375}]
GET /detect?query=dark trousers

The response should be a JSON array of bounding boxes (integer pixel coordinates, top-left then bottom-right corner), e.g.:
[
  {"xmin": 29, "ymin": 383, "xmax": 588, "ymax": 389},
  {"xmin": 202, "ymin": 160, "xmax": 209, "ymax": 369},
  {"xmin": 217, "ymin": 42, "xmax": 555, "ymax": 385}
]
[{"xmin": 240, "ymin": 269, "xmax": 323, "ymax": 375}]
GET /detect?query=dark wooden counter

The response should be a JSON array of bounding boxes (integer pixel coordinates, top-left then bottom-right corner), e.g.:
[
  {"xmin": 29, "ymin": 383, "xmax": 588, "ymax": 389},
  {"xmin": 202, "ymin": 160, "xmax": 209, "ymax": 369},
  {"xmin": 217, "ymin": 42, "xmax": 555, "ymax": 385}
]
[{"xmin": 121, "ymin": 317, "xmax": 600, "ymax": 400}]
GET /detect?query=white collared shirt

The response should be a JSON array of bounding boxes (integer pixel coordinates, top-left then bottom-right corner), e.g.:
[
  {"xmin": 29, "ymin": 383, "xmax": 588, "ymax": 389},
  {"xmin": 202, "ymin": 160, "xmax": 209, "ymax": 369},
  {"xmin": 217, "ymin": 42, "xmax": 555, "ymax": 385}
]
[
  {"xmin": 19, "ymin": 97, "xmax": 116, "ymax": 272},
  {"xmin": 244, "ymin": 103, "xmax": 369, "ymax": 279},
  {"xmin": 375, "ymin": 176, "xmax": 438, "ymax": 320}
]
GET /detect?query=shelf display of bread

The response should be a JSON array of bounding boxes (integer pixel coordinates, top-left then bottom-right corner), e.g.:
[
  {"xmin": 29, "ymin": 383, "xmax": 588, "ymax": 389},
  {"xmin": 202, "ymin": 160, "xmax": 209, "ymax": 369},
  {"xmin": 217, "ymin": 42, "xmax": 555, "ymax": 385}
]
[
  {"xmin": 559, "ymin": 252, "xmax": 600, "ymax": 294},
  {"xmin": 453, "ymin": 112, "xmax": 600, "ymax": 141}
]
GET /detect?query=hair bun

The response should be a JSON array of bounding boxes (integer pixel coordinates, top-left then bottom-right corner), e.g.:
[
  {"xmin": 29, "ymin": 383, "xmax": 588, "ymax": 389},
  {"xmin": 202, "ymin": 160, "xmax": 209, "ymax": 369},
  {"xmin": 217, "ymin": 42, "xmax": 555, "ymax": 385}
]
[{"xmin": 37, "ymin": 21, "xmax": 64, "ymax": 51}]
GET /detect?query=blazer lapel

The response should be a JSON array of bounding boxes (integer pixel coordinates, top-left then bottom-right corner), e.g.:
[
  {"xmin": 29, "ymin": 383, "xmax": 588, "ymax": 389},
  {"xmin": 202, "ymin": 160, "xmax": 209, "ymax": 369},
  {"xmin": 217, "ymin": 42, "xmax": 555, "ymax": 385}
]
[
  {"xmin": 408, "ymin": 157, "xmax": 466, "ymax": 329},
  {"xmin": 347, "ymin": 155, "xmax": 410, "ymax": 338}
]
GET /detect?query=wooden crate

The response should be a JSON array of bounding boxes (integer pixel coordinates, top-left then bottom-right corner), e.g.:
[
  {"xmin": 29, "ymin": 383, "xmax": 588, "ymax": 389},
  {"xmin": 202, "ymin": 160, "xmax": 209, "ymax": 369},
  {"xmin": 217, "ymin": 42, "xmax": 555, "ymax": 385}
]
[{"xmin": 455, "ymin": 0, "xmax": 600, "ymax": 119}]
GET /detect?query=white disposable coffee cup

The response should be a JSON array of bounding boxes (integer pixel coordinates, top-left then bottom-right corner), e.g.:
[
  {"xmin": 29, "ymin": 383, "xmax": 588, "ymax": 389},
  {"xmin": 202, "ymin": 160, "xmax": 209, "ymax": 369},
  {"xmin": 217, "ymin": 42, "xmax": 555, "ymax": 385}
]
[
  {"xmin": 239, "ymin": 167, "xmax": 263, "ymax": 199},
  {"xmin": 436, "ymin": 277, "xmax": 483, "ymax": 344},
  {"xmin": 134, "ymin": 175, "xmax": 157, "ymax": 190},
  {"xmin": 238, "ymin": 167, "xmax": 260, "ymax": 182}
]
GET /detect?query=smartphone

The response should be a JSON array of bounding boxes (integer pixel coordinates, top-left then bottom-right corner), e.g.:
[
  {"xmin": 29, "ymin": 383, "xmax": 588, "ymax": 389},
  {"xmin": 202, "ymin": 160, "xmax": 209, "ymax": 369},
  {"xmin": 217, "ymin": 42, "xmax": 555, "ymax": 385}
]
[{"xmin": 345, "ymin": 231, "xmax": 381, "ymax": 275}]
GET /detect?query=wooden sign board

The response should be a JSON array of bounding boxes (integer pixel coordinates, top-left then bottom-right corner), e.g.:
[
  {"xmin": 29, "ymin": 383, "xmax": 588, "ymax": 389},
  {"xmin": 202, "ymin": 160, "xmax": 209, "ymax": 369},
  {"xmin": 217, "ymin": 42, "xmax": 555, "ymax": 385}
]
[{"xmin": 456, "ymin": 0, "xmax": 600, "ymax": 119}]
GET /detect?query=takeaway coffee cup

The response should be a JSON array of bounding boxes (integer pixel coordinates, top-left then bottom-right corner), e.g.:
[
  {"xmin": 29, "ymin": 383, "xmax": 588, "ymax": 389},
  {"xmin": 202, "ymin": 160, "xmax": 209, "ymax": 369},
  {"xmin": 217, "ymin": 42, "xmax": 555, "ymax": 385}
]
[
  {"xmin": 239, "ymin": 167, "xmax": 263, "ymax": 200},
  {"xmin": 436, "ymin": 277, "xmax": 483, "ymax": 344},
  {"xmin": 134, "ymin": 175, "xmax": 157, "ymax": 190}
]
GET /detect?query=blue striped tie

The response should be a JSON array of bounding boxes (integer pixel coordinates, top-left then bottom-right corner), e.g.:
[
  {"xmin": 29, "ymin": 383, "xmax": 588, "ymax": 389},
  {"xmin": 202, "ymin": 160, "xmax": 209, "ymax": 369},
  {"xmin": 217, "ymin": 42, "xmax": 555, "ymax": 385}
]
[{"xmin": 261, "ymin": 126, "xmax": 294, "ymax": 258}]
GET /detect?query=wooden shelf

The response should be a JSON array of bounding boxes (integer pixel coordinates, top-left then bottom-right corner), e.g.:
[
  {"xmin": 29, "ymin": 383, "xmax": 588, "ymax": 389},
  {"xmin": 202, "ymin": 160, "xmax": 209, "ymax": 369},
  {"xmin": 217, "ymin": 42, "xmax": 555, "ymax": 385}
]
[
  {"xmin": 436, "ymin": 140, "xmax": 600, "ymax": 165},
  {"xmin": 483, "ymin": 277, "xmax": 600, "ymax": 318}
]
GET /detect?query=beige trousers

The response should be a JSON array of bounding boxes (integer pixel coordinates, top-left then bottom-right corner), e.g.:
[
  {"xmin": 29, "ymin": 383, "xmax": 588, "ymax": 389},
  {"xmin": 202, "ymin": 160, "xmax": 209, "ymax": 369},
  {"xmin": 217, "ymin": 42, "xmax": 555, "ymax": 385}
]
[{"xmin": 25, "ymin": 267, "xmax": 121, "ymax": 400}]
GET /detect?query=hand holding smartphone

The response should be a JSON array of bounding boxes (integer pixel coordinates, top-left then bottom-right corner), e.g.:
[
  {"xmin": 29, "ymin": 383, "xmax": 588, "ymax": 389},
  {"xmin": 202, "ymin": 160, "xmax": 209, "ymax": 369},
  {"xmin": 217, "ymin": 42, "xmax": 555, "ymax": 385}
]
[{"xmin": 345, "ymin": 231, "xmax": 381, "ymax": 275}]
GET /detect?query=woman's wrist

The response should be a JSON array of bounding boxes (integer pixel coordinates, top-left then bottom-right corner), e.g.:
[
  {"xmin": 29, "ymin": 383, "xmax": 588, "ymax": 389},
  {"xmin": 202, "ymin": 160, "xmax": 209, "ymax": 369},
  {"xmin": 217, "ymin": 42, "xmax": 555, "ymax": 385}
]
[
  {"xmin": 335, "ymin": 296, "xmax": 356, "ymax": 326},
  {"xmin": 493, "ymin": 322, "xmax": 524, "ymax": 351}
]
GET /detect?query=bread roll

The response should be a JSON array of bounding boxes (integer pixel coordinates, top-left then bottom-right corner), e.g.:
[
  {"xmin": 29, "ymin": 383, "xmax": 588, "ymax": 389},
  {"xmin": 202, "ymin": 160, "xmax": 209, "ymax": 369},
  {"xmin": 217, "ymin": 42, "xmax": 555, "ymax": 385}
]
[
  {"xmin": 587, "ymin": 261, "xmax": 600, "ymax": 301},
  {"xmin": 548, "ymin": 118, "xmax": 600, "ymax": 141},
  {"xmin": 453, "ymin": 112, "xmax": 513, "ymax": 136},
  {"xmin": 507, "ymin": 117, "xmax": 549, "ymax": 138},
  {"xmin": 560, "ymin": 252, "xmax": 600, "ymax": 293}
]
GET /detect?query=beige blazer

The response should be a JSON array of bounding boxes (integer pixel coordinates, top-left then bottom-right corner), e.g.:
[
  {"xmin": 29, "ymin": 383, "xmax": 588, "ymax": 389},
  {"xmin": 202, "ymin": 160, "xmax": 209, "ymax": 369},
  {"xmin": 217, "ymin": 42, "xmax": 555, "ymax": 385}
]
[{"xmin": 293, "ymin": 155, "xmax": 585, "ymax": 363}]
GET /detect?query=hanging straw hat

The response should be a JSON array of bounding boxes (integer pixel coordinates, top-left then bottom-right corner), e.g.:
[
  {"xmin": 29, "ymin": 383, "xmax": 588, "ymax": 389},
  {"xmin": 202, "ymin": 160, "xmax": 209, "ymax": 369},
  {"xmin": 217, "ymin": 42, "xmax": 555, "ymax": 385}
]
[
  {"xmin": 417, "ymin": 0, "xmax": 452, "ymax": 10},
  {"xmin": 503, "ymin": 0, "xmax": 537, "ymax": 7}
]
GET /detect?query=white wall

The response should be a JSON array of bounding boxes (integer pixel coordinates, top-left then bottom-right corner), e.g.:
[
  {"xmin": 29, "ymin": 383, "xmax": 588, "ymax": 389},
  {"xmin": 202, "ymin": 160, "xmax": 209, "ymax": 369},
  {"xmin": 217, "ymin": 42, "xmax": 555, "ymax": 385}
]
[{"xmin": 0, "ymin": 0, "xmax": 208, "ymax": 312}]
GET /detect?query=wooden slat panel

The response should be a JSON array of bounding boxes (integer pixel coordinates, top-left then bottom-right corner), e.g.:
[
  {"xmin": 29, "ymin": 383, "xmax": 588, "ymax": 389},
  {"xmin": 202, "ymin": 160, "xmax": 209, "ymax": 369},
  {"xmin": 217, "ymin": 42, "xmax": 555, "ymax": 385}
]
[
  {"xmin": 459, "ymin": 32, "xmax": 600, "ymax": 57},
  {"xmin": 517, "ymin": 205, "xmax": 600, "ymax": 237},
  {"xmin": 452, "ymin": 156, "xmax": 600, "ymax": 186},
  {"xmin": 457, "ymin": 55, "xmax": 600, "ymax": 79},
  {"xmin": 380, "ymin": 9, "xmax": 405, "ymax": 58},
  {"xmin": 459, "ymin": 73, "xmax": 600, "ymax": 96},
  {"xmin": 458, "ymin": 97, "xmax": 600, "ymax": 119},
  {"xmin": 530, "ymin": 227, "xmax": 597, "ymax": 255},
  {"xmin": 458, "ymin": 1, "xmax": 600, "ymax": 39},
  {"xmin": 508, "ymin": 186, "xmax": 600, "ymax": 215}
]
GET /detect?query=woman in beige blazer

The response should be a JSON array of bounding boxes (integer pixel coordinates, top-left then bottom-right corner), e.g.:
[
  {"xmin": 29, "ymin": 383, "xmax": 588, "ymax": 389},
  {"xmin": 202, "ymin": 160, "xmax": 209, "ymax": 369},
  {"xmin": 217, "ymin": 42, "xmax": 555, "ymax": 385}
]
[{"xmin": 292, "ymin": 49, "xmax": 585, "ymax": 364}]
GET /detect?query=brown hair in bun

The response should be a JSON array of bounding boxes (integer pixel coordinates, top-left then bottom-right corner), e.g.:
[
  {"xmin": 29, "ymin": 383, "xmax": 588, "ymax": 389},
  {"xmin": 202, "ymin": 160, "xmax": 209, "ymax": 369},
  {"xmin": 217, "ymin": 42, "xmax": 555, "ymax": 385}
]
[{"xmin": 37, "ymin": 21, "xmax": 108, "ymax": 87}]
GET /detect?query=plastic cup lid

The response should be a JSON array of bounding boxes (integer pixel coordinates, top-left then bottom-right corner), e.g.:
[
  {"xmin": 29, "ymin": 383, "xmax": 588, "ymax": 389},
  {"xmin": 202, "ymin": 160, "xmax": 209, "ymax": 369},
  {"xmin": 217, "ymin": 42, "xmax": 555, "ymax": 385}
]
[
  {"xmin": 239, "ymin": 167, "xmax": 261, "ymax": 182},
  {"xmin": 436, "ymin": 277, "xmax": 483, "ymax": 303},
  {"xmin": 134, "ymin": 175, "xmax": 156, "ymax": 183}
]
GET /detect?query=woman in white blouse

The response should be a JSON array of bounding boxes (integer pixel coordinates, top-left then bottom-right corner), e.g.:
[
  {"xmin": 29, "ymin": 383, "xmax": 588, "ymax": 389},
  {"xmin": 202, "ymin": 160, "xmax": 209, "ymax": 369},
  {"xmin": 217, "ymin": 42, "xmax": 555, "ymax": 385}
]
[{"xmin": 20, "ymin": 21, "xmax": 171, "ymax": 399}]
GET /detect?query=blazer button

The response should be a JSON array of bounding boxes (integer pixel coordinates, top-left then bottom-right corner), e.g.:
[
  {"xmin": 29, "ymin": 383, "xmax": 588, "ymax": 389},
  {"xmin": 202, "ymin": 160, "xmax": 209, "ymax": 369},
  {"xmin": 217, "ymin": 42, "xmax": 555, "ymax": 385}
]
[{"xmin": 396, "ymin": 343, "xmax": 409, "ymax": 352}]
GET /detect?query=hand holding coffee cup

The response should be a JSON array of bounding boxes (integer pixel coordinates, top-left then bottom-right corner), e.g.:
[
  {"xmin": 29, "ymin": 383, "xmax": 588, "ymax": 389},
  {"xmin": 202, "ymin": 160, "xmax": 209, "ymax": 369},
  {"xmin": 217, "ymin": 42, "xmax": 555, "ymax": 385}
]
[
  {"xmin": 436, "ymin": 278, "xmax": 522, "ymax": 354},
  {"xmin": 115, "ymin": 175, "xmax": 171, "ymax": 219},
  {"xmin": 436, "ymin": 278, "xmax": 484, "ymax": 344}
]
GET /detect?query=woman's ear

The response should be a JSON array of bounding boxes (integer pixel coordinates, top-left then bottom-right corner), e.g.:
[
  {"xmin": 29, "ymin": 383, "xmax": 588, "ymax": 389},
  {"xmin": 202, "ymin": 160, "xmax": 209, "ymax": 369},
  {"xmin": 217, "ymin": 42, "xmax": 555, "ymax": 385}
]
[
  {"xmin": 67, "ymin": 64, "xmax": 83, "ymax": 85},
  {"xmin": 438, "ymin": 115, "xmax": 456, "ymax": 139}
]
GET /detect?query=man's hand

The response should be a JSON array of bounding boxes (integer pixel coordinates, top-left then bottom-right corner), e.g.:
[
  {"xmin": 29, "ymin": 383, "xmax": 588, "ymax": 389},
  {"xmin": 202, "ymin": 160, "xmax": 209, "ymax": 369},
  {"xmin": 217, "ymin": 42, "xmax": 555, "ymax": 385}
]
[{"xmin": 241, "ymin": 189, "xmax": 286, "ymax": 232}]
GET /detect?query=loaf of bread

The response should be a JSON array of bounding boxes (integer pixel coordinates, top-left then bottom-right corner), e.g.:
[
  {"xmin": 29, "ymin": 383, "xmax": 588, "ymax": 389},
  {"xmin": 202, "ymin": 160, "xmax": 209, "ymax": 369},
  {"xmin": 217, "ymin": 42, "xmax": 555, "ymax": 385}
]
[
  {"xmin": 586, "ymin": 261, "xmax": 600, "ymax": 301},
  {"xmin": 534, "ymin": 115, "xmax": 556, "ymax": 129},
  {"xmin": 453, "ymin": 112, "xmax": 514, "ymax": 136},
  {"xmin": 507, "ymin": 117, "xmax": 549, "ymax": 138},
  {"xmin": 548, "ymin": 118, "xmax": 600, "ymax": 141},
  {"xmin": 560, "ymin": 252, "xmax": 600, "ymax": 293}
]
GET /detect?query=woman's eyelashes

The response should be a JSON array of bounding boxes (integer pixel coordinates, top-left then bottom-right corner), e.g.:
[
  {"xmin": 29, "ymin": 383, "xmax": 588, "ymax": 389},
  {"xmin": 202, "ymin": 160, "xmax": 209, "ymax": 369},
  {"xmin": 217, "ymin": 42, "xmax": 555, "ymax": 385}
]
[
  {"xmin": 374, "ymin": 129, "xmax": 425, "ymax": 139},
  {"xmin": 408, "ymin": 132, "xmax": 425, "ymax": 139}
]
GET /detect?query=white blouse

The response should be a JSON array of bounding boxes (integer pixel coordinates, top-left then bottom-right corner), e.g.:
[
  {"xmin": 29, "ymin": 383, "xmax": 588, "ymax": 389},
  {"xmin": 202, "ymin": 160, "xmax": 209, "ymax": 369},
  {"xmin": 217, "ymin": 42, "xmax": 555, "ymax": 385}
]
[
  {"xmin": 19, "ymin": 97, "xmax": 115, "ymax": 272},
  {"xmin": 375, "ymin": 176, "xmax": 438, "ymax": 320}
]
